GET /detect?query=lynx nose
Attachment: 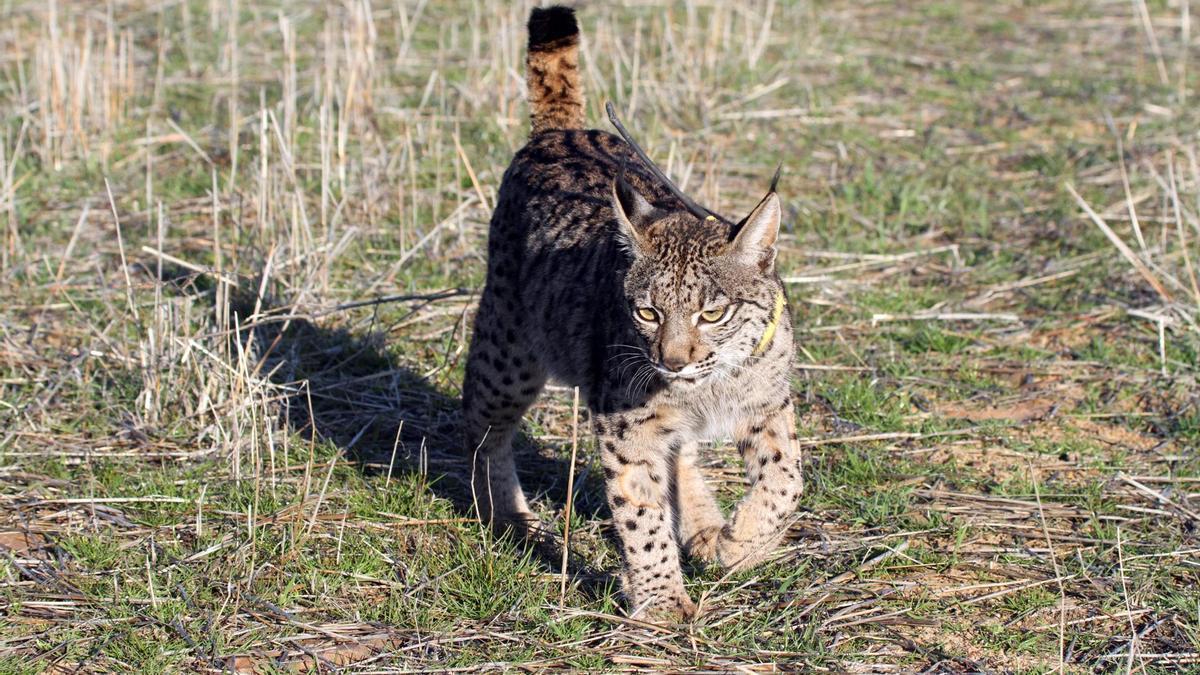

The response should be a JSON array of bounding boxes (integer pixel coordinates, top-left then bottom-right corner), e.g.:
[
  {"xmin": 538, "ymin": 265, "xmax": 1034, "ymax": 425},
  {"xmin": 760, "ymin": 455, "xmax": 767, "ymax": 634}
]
[{"xmin": 660, "ymin": 351, "xmax": 690, "ymax": 372}]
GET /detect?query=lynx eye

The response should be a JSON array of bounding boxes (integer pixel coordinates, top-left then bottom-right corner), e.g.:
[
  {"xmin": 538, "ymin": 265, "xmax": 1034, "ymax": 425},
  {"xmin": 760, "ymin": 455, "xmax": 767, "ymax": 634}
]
[
  {"xmin": 699, "ymin": 305, "xmax": 732, "ymax": 324},
  {"xmin": 635, "ymin": 307, "xmax": 659, "ymax": 323}
]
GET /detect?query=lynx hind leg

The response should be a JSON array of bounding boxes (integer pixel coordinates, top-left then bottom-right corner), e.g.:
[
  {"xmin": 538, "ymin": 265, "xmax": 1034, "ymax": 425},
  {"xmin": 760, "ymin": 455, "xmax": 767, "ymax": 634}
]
[
  {"xmin": 462, "ymin": 295, "xmax": 547, "ymax": 536},
  {"xmin": 718, "ymin": 399, "xmax": 803, "ymax": 571},
  {"xmin": 674, "ymin": 441, "xmax": 726, "ymax": 562}
]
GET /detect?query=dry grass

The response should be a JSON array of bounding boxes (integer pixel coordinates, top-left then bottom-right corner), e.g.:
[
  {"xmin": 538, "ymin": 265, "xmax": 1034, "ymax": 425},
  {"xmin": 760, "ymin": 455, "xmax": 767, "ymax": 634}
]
[{"xmin": 1, "ymin": 0, "xmax": 1199, "ymax": 672}]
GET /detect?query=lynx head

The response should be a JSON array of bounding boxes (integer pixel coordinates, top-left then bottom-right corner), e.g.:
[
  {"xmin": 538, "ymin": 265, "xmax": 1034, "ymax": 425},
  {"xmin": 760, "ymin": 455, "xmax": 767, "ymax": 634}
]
[{"xmin": 611, "ymin": 172, "xmax": 786, "ymax": 384}]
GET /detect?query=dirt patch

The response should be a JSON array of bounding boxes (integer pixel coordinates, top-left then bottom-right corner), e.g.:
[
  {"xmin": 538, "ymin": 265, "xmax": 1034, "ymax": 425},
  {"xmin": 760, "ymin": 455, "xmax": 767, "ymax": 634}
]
[
  {"xmin": 920, "ymin": 439, "xmax": 1098, "ymax": 484},
  {"xmin": 1019, "ymin": 308, "xmax": 1123, "ymax": 352},
  {"xmin": 223, "ymin": 632, "xmax": 406, "ymax": 673},
  {"xmin": 938, "ymin": 397, "xmax": 1058, "ymax": 422},
  {"xmin": 0, "ymin": 529, "xmax": 47, "ymax": 557},
  {"xmin": 934, "ymin": 380, "xmax": 1089, "ymax": 424},
  {"xmin": 903, "ymin": 620, "xmax": 1068, "ymax": 672},
  {"xmin": 1069, "ymin": 418, "xmax": 1172, "ymax": 454}
]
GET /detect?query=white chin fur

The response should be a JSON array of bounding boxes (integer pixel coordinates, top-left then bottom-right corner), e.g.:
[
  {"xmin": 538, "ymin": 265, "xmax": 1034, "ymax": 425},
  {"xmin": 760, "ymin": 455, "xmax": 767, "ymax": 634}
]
[{"xmin": 655, "ymin": 366, "xmax": 709, "ymax": 382}]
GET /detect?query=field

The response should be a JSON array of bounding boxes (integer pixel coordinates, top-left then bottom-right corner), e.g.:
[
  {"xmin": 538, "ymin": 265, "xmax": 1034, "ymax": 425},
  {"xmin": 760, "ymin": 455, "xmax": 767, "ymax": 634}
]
[{"xmin": 2, "ymin": 0, "xmax": 1200, "ymax": 671}]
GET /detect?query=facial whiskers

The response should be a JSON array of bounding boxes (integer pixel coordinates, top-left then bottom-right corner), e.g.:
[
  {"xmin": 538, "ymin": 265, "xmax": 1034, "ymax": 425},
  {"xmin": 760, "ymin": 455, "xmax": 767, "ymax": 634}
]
[
  {"xmin": 625, "ymin": 363, "xmax": 656, "ymax": 399},
  {"xmin": 606, "ymin": 344, "xmax": 649, "ymax": 378},
  {"xmin": 616, "ymin": 356, "xmax": 647, "ymax": 380}
]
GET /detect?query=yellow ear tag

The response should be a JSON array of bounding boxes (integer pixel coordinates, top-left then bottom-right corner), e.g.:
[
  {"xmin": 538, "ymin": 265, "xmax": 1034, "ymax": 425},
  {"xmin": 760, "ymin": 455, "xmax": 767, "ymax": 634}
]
[
  {"xmin": 705, "ymin": 215, "xmax": 716, "ymax": 221},
  {"xmin": 752, "ymin": 292, "xmax": 786, "ymax": 356}
]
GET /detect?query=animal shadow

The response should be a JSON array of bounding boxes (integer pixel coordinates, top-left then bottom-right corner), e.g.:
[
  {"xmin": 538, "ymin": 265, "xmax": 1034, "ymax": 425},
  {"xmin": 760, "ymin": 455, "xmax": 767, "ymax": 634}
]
[{"xmin": 219, "ymin": 283, "xmax": 614, "ymax": 592}]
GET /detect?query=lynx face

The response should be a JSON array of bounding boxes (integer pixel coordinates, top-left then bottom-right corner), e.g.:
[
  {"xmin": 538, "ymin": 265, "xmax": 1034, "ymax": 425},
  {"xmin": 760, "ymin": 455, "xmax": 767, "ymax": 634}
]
[
  {"xmin": 622, "ymin": 224, "xmax": 782, "ymax": 384},
  {"xmin": 614, "ymin": 179, "xmax": 784, "ymax": 385}
]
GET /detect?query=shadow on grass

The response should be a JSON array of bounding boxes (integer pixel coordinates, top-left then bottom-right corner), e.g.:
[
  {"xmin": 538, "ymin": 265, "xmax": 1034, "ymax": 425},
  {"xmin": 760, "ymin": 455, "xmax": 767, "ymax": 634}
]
[{"xmin": 216, "ymin": 284, "xmax": 616, "ymax": 596}]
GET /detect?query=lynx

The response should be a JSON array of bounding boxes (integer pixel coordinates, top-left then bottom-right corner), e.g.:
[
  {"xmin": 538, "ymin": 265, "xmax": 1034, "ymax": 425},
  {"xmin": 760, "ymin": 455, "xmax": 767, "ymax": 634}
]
[{"xmin": 462, "ymin": 6, "xmax": 801, "ymax": 621}]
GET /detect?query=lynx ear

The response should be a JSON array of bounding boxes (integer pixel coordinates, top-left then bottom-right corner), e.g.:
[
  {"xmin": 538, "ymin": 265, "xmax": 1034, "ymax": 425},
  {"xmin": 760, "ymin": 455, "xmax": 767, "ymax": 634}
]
[
  {"xmin": 730, "ymin": 190, "xmax": 782, "ymax": 272},
  {"xmin": 611, "ymin": 172, "xmax": 656, "ymax": 255}
]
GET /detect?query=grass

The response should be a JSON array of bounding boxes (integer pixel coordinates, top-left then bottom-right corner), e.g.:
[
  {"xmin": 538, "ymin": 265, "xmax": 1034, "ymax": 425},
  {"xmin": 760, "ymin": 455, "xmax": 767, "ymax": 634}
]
[{"xmin": 2, "ymin": 0, "xmax": 1200, "ymax": 671}]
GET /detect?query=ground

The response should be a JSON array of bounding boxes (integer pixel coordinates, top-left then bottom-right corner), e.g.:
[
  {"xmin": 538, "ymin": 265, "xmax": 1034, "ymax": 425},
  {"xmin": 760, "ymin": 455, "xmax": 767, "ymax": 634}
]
[{"xmin": 1, "ymin": 0, "xmax": 1199, "ymax": 672}]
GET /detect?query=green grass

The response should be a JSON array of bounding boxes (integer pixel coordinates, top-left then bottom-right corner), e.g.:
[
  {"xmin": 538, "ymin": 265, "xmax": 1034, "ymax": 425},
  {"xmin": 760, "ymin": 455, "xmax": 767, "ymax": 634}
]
[{"xmin": 1, "ymin": 0, "xmax": 1199, "ymax": 671}]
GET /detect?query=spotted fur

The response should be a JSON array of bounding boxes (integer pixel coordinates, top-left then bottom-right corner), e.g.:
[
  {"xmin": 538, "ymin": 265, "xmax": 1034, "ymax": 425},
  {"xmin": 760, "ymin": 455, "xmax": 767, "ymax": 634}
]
[{"xmin": 462, "ymin": 6, "xmax": 801, "ymax": 621}]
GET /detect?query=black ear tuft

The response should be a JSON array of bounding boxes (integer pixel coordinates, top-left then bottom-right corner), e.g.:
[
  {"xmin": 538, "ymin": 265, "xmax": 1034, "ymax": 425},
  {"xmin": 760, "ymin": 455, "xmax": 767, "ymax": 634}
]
[
  {"xmin": 733, "ymin": 166, "xmax": 784, "ymax": 232},
  {"xmin": 729, "ymin": 192, "xmax": 782, "ymax": 272},
  {"xmin": 528, "ymin": 6, "xmax": 579, "ymax": 51}
]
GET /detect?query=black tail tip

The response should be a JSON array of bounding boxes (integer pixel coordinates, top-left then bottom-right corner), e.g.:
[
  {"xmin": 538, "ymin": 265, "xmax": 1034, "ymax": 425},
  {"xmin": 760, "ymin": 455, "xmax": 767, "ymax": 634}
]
[{"xmin": 528, "ymin": 6, "xmax": 578, "ymax": 50}]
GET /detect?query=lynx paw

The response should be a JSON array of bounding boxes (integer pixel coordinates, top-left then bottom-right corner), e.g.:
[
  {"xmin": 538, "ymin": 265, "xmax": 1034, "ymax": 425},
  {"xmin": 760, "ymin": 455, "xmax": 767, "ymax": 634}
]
[
  {"xmin": 633, "ymin": 592, "xmax": 698, "ymax": 623},
  {"xmin": 480, "ymin": 507, "xmax": 545, "ymax": 540},
  {"xmin": 682, "ymin": 524, "xmax": 724, "ymax": 562},
  {"xmin": 716, "ymin": 533, "xmax": 774, "ymax": 572}
]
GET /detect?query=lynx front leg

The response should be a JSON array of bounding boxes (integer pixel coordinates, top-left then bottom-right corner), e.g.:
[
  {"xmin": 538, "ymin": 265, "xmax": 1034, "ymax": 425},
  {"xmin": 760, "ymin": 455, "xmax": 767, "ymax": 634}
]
[
  {"xmin": 673, "ymin": 441, "xmax": 726, "ymax": 562},
  {"xmin": 597, "ymin": 413, "xmax": 696, "ymax": 621},
  {"xmin": 719, "ymin": 400, "xmax": 803, "ymax": 571}
]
